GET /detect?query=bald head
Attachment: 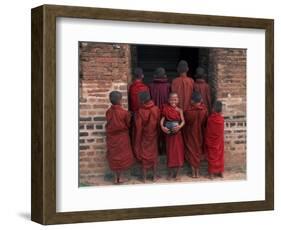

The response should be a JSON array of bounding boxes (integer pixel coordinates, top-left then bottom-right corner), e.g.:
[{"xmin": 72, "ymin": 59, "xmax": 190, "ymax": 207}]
[
  {"xmin": 154, "ymin": 67, "xmax": 166, "ymax": 78},
  {"xmin": 109, "ymin": 91, "xmax": 122, "ymax": 105},
  {"xmin": 195, "ymin": 67, "xmax": 207, "ymax": 79},
  {"xmin": 133, "ymin": 67, "xmax": 144, "ymax": 79},
  {"xmin": 138, "ymin": 91, "xmax": 151, "ymax": 104},
  {"xmin": 177, "ymin": 60, "xmax": 189, "ymax": 74}
]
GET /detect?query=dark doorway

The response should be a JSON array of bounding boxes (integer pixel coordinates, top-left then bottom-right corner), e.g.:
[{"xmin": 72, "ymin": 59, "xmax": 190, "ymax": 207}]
[{"xmin": 133, "ymin": 45, "xmax": 199, "ymax": 84}]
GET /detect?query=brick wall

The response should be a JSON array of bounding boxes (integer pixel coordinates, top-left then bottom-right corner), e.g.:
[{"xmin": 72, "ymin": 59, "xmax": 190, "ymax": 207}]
[
  {"xmin": 208, "ymin": 48, "xmax": 247, "ymax": 172},
  {"xmin": 79, "ymin": 42, "xmax": 132, "ymax": 184}
]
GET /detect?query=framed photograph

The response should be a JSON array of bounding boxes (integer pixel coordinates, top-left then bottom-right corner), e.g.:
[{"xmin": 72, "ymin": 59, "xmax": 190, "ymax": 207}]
[{"xmin": 31, "ymin": 4, "xmax": 274, "ymax": 225}]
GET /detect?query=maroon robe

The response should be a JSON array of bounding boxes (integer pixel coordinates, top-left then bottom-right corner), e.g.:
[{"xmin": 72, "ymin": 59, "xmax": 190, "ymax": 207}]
[
  {"xmin": 194, "ymin": 79, "xmax": 212, "ymax": 113},
  {"xmin": 149, "ymin": 78, "xmax": 171, "ymax": 109},
  {"xmin": 171, "ymin": 76, "xmax": 194, "ymax": 110},
  {"xmin": 106, "ymin": 105, "xmax": 134, "ymax": 171},
  {"xmin": 205, "ymin": 112, "xmax": 224, "ymax": 174},
  {"xmin": 183, "ymin": 103, "xmax": 208, "ymax": 168},
  {"xmin": 134, "ymin": 100, "xmax": 160, "ymax": 169},
  {"xmin": 129, "ymin": 79, "xmax": 150, "ymax": 112},
  {"xmin": 149, "ymin": 78, "xmax": 170, "ymax": 153},
  {"xmin": 161, "ymin": 104, "xmax": 185, "ymax": 168}
]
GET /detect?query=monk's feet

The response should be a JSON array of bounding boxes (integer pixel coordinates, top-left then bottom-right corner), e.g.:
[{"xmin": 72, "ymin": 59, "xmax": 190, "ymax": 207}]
[
  {"xmin": 152, "ymin": 175, "xmax": 161, "ymax": 182},
  {"xmin": 218, "ymin": 173, "xmax": 224, "ymax": 178},
  {"xmin": 209, "ymin": 174, "xmax": 214, "ymax": 180},
  {"xmin": 115, "ymin": 178, "xmax": 129, "ymax": 184},
  {"xmin": 175, "ymin": 176, "xmax": 181, "ymax": 181},
  {"xmin": 167, "ymin": 174, "xmax": 173, "ymax": 181}
]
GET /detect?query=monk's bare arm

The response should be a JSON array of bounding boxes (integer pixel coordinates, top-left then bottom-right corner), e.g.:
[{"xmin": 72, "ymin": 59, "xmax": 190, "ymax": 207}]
[
  {"xmin": 160, "ymin": 117, "xmax": 169, "ymax": 134},
  {"xmin": 172, "ymin": 109, "xmax": 185, "ymax": 133},
  {"xmin": 179, "ymin": 109, "xmax": 185, "ymax": 128}
]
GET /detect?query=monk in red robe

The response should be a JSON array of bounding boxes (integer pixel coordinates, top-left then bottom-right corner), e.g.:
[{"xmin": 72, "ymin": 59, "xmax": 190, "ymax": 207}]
[
  {"xmin": 134, "ymin": 91, "xmax": 160, "ymax": 182},
  {"xmin": 194, "ymin": 67, "xmax": 212, "ymax": 113},
  {"xmin": 171, "ymin": 60, "xmax": 194, "ymax": 110},
  {"xmin": 149, "ymin": 67, "xmax": 171, "ymax": 109},
  {"xmin": 149, "ymin": 67, "xmax": 171, "ymax": 154},
  {"xmin": 160, "ymin": 92, "xmax": 185, "ymax": 180},
  {"xmin": 205, "ymin": 101, "xmax": 225, "ymax": 179},
  {"xmin": 106, "ymin": 91, "xmax": 134, "ymax": 184},
  {"xmin": 183, "ymin": 92, "xmax": 208, "ymax": 178},
  {"xmin": 128, "ymin": 67, "xmax": 150, "ymax": 112}
]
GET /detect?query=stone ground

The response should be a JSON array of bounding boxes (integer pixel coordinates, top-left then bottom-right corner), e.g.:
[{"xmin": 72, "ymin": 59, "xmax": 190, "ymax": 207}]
[{"xmin": 80, "ymin": 165, "xmax": 246, "ymax": 187}]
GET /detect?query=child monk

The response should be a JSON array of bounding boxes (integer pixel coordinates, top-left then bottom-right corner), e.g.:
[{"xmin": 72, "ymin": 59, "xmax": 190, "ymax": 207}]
[
  {"xmin": 105, "ymin": 91, "xmax": 134, "ymax": 184},
  {"xmin": 194, "ymin": 67, "xmax": 212, "ymax": 113},
  {"xmin": 205, "ymin": 101, "xmax": 225, "ymax": 179},
  {"xmin": 149, "ymin": 67, "xmax": 171, "ymax": 109},
  {"xmin": 128, "ymin": 67, "xmax": 150, "ymax": 113},
  {"xmin": 160, "ymin": 92, "xmax": 185, "ymax": 180},
  {"xmin": 171, "ymin": 60, "xmax": 194, "ymax": 110},
  {"xmin": 183, "ymin": 91, "xmax": 208, "ymax": 178},
  {"xmin": 133, "ymin": 91, "xmax": 160, "ymax": 183}
]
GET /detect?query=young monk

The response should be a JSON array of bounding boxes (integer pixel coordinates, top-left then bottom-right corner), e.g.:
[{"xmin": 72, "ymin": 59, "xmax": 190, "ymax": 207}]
[
  {"xmin": 105, "ymin": 91, "xmax": 134, "ymax": 184},
  {"xmin": 183, "ymin": 91, "xmax": 208, "ymax": 178},
  {"xmin": 149, "ymin": 67, "xmax": 171, "ymax": 109},
  {"xmin": 133, "ymin": 91, "xmax": 160, "ymax": 183},
  {"xmin": 194, "ymin": 67, "xmax": 212, "ymax": 113},
  {"xmin": 171, "ymin": 60, "xmax": 194, "ymax": 110},
  {"xmin": 205, "ymin": 101, "xmax": 225, "ymax": 179},
  {"xmin": 160, "ymin": 92, "xmax": 185, "ymax": 180},
  {"xmin": 128, "ymin": 67, "xmax": 150, "ymax": 113}
]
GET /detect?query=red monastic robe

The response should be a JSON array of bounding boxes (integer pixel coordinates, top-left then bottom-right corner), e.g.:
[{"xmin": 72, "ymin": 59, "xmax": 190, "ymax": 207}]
[
  {"xmin": 128, "ymin": 79, "xmax": 150, "ymax": 112},
  {"xmin": 171, "ymin": 76, "xmax": 194, "ymax": 110},
  {"xmin": 133, "ymin": 100, "xmax": 160, "ymax": 169},
  {"xmin": 183, "ymin": 103, "xmax": 208, "ymax": 168},
  {"xmin": 149, "ymin": 78, "xmax": 171, "ymax": 153},
  {"xmin": 105, "ymin": 105, "xmax": 134, "ymax": 171},
  {"xmin": 194, "ymin": 79, "xmax": 212, "ymax": 113},
  {"xmin": 149, "ymin": 78, "xmax": 171, "ymax": 109},
  {"xmin": 205, "ymin": 112, "xmax": 225, "ymax": 174},
  {"xmin": 161, "ymin": 104, "xmax": 185, "ymax": 168}
]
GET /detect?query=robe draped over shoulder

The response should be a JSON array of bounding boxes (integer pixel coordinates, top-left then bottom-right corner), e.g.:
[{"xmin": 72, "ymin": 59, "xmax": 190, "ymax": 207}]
[
  {"xmin": 134, "ymin": 100, "xmax": 160, "ymax": 169},
  {"xmin": 194, "ymin": 79, "xmax": 212, "ymax": 113},
  {"xmin": 205, "ymin": 112, "xmax": 224, "ymax": 174},
  {"xmin": 149, "ymin": 78, "xmax": 171, "ymax": 109},
  {"xmin": 129, "ymin": 80, "xmax": 150, "ymax": 112},
  {"xmin": 171, "ymin": 76, "xmax": 194, "ymax": 110},
  {"xmin": 183, "ymin": 103, "xmax": 208, "ymax": 168},
  {"xmin": 161, "ymin": 104, "xmax": 185, "ymax": 168},
  {"xmin": 106, "ymin": 105, "xmax": 134, "ymax": 171}
]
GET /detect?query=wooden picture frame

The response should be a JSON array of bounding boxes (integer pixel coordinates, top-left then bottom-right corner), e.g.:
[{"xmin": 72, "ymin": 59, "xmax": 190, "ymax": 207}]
[{"xmin": 31, "ymin": 4, "xmax": 274, "ymax": 225}]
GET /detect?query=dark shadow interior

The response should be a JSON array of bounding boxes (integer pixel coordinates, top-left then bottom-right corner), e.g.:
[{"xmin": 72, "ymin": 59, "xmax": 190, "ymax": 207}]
[{"xmin": 134, "ymin": 45, "xmax": 199, "ymax": 83}]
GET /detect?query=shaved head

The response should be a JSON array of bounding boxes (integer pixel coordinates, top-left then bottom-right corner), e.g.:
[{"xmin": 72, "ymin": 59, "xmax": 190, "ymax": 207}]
[
  {"xmin": 177, "ymin": 60, "xmax": 189, "ymax": 74},
  {"xmin": 138, "ymin": 91, "xmax": 151, "ymax": 104},
  {"xmin": 109, "ymin": 91, "xmax": 122, "ymax": 105},
  {"xmin": 154, "ymin": 67, "xmax": 166, "ymax": 78}
]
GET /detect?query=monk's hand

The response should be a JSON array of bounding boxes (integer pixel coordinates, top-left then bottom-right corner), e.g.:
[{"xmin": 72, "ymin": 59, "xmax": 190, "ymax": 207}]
[
  {"xmin": 161, "ymin": 126, "xmax": 170, "ymax": 134},
  {"xmin": 172, "ymin": 125, "xmax": 181, "ymax": 133}
]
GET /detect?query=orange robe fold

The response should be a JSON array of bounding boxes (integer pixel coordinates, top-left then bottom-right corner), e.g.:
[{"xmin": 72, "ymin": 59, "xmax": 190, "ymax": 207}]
[
  {"xmin": 183, "ymin": 103, "xmax": 208, "ymax": 168},
  {"xmin": 129, "ymin": 79, "xmax": 150, "ymax": 112},
  {"xmin": 161, "ymin": 104, "xmax": 185, "ymax": 168},
  {"xmin": 106, "ymin": 105, "xmax": 134, "ymax": 171},
  {"xmin": 171, "ymin": 76, "xmax": 194, "ymax": 110},
  {"xmin": 205, "ymin": 112, "xmax": 224, "ymax": 174},
  {"xmin": 194, "ymin": 79, "xmax": 212, "ymax": 113},
  {"xmin": 133, "ymin": 100, "xmax": 160, "ymax": 169}
]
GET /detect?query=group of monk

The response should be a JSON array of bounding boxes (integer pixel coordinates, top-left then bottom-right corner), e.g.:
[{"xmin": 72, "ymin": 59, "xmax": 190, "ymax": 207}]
[{"xmin": 105, "ymin": 60, "xmax": 225, "ymax": 184}]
